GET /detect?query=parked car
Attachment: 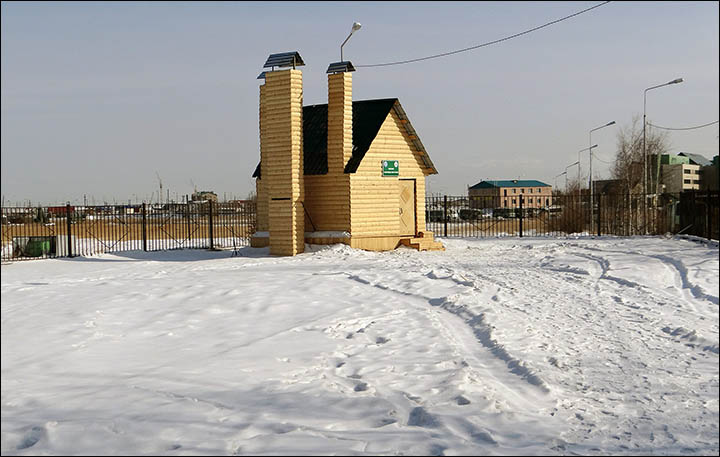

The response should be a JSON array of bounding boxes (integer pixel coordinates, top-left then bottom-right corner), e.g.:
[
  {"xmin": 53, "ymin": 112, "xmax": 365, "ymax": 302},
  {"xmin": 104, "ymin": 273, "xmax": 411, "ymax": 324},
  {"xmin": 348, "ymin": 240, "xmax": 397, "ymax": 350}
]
[
  {"xmin": 459, "ymin": 209, "xmax": 483, "ymax": 221},
  {"xmin": 427, "ymin": 209, "xmax": 460, "ymax": 222},
  {"xmin": 427, "ymin": 210, "xmax": 443, "ymax": 222}
]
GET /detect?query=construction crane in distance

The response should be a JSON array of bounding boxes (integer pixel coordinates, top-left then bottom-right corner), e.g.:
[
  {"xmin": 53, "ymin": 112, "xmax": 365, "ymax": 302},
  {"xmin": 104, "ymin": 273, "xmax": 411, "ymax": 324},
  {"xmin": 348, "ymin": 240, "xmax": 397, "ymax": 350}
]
[{"xmin": 155, "ymin": 172, "xmax": 163, "ymax": 206}]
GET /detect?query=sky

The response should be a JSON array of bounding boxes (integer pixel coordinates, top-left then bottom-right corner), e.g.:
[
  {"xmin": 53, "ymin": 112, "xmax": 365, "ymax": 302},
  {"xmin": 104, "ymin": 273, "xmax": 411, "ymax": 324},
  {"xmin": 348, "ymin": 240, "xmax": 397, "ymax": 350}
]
[{"xmin": 1, "ymin": 1, "xmax": 718, "ymax": 206}]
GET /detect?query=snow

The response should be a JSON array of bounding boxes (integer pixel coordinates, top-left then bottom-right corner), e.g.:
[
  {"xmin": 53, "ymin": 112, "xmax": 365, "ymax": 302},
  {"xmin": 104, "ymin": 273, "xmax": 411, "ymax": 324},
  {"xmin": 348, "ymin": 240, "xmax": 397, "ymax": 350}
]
[
  {"xmin": 1, "ymin": 236, "xmax": 718, "ymax": 455},
  {"xmin": 305, "ymin": 231, "xmax": 351, "ymax": 238}
]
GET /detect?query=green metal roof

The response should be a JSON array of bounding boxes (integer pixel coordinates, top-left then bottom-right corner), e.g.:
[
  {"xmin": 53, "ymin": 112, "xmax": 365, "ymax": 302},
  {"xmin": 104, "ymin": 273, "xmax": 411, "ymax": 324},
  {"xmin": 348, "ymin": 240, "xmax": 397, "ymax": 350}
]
[
  {"xmin": 469, "ymin": 180, "xmax": 551, "ymax": 189},
  {"xmin": 677, "ymin": 152, "xmax": 711, "ymax": 167}
]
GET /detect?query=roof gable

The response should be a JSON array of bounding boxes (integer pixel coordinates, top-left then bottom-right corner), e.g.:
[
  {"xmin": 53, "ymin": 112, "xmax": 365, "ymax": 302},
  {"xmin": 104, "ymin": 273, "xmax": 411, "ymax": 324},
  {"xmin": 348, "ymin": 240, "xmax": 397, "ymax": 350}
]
[
  {"xmin": 678, "ymin": 152, "xmax": 711, "ymax": 167},
  {"xmin": 253, "ymin": 98, "xmax": 436, "ymax": 177}
]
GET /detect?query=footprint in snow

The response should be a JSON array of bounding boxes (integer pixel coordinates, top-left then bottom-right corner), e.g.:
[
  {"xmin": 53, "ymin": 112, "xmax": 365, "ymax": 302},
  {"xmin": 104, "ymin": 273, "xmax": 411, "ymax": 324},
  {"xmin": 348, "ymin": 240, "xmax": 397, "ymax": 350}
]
[
  {"xmin": 16, "ymin": 426, "xmax": 45, "ymax": 450},
  {"xmin": 373, "ymin": 417, "xmax": 397, "ymax": 427},
  {"xmin": 471, "ymin": 429, "xmax": 497, "ymax": 445},
  {"xmin": 407, "ymin": 406, "xmax": 439, "ymax": 428}
]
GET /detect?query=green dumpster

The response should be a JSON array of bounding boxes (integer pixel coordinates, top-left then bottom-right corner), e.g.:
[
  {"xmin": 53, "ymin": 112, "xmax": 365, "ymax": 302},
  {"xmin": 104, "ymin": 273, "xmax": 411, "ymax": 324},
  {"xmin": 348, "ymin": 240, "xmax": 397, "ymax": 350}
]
[{"xmin": 25, "ymin": 238, "xmax": 52, "ymax": 257}]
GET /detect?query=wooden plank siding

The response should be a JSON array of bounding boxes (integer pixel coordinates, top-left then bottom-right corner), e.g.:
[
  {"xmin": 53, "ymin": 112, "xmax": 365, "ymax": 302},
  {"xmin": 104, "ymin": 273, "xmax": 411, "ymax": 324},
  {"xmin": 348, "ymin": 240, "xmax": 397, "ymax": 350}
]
[
  {"xmin": 256, "ymin": 83, "xmax": 269, "ymax": 232},
  {"xmin": 304, "ymin": 175, "xmax": 350, "ymax": 231},
  {"xmin": 255, "ymin": 179, "xmax": 268, "ymax": 232},
  {"xmin": 263, "ymin": 69, "xmax": 305, "ymax": 255},
  {"xmin": 350, "ymin": 109, "xmax": 429, "ymax": 238},
  {"xmin": 302, "ymin": 72, "xmax": 352, "ymax": 232}
]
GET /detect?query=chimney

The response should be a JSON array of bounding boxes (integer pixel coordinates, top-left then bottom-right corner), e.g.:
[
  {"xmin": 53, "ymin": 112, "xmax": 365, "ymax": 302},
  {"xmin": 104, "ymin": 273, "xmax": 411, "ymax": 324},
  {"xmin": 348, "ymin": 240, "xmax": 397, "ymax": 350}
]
[
  {"xmin": 327, "ymin": 69, "xmax": 353, "ymax": 173},
  {"xmin": 325, "ymin": 61, "xmax": 355, "ymax": 230},
  {"xmin": 260, "ymin": 52, "xmax": 305, "ymax": 256}
]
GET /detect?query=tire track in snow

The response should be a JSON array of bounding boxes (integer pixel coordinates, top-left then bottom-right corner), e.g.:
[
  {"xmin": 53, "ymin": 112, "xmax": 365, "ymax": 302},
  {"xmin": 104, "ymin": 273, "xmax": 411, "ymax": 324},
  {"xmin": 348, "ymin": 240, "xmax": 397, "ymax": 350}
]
[
  {"xmin": 428, "ymin": 295, "xmax": 549, "ymax": 392},
  {"xmin": 570, "ymin": 251, "xmax": 643, "ymax": 289},
  {"xmin": 448, "ymin": 240, "xmax": 718, "ymax": 453},
  {"xmin": 573, "ymin": 243, "xmax": 718, "ymax": 306},
  {"xmin": 568, "ymin": 247, "xmax": 718, "ymax": 354},
  {"xmin": 340, "ymin": 271, "xmax": 551, "ymax": 394},
  {"xmin": 646, "ymin": 253, "xmax": 718, "ymax": 305}
]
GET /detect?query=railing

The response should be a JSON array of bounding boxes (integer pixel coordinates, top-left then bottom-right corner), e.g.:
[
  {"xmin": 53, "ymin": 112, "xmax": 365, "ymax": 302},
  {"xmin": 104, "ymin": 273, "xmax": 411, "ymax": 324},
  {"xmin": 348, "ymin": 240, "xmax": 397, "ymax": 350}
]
[
  {"xmin": 426, "ymin": 191, "xmax": 719, "ymax": 240},
  {"xmin": 1, "ymin": 201, "xmax": 256, "ymax": 262},
  {"xmin": 2, "ymin": 190, "xmax": 717, "ymax": 262}
]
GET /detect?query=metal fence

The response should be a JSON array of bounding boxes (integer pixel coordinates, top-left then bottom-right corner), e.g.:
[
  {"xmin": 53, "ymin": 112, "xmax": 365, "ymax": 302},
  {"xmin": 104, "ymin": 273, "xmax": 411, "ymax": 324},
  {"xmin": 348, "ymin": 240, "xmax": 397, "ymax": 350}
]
[
  {"xmin": 426, "ymin": 191, "xmax": 719, "ymax": 240},
  {"xmin": 2, "ymin": 201, "xmax": 256, "ymax": 262},
  {"xmin": 3, "ymin": 190, "xmax": 717, "ymax": 262}
]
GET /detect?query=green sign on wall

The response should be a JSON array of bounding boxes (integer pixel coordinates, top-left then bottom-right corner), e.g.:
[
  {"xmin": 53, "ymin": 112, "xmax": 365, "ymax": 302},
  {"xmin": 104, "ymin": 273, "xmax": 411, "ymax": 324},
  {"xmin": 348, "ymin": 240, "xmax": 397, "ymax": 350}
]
[{"xmin": 382, "ymin": 160, "xmax": 399, "ymax": 176}]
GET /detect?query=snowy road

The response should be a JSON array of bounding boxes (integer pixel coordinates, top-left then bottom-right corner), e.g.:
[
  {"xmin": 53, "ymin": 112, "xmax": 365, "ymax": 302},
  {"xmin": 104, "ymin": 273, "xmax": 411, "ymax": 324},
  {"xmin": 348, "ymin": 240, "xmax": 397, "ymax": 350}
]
[{"xmin": 1, "ymin": 236, "xmax": 718, "ymax": 455}]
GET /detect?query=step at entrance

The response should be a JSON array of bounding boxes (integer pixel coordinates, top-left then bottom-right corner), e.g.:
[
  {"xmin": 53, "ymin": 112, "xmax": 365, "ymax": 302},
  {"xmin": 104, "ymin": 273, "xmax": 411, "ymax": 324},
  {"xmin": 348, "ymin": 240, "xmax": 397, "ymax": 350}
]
[{"xmin": 399, "ymin": 231, "xmax": 445, "ymax": 251}]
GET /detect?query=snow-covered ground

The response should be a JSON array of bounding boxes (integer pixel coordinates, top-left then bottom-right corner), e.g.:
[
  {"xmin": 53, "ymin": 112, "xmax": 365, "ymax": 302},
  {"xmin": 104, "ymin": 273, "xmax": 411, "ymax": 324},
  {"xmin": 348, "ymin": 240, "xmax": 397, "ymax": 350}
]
[{"xmin": 1, "ymin": 236, "xmax": 718, "ymax": 455}]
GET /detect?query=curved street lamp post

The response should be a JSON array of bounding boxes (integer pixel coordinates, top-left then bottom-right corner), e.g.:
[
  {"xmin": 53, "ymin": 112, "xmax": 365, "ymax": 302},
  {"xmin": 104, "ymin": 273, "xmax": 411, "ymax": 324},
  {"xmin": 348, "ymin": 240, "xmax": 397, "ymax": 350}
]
[
  {"xmin": 589, "ymin": 121, "xmax": 616, "ymax": 234},
  {"xmin": 643, "ymin": 78, "xmax": 683, "ymax": 230},
  {"xmin": 340, "ymin": 22, "xmax": 362, "ymax": 61}
]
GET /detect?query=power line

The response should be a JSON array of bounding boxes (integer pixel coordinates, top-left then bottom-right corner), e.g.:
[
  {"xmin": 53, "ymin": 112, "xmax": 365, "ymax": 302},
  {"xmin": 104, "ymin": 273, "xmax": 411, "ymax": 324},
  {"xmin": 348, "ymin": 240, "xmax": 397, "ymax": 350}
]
[
  {"xmin": 592, "ymin": 154, "xmax": 615, "ymax": 165},
  {"xmin": 646, "ymin": 120, "xmax": 719, "ymax": 131},
  {"xmin": 356, "ymin": 1, "xmax": 612, "ymax": 68}
]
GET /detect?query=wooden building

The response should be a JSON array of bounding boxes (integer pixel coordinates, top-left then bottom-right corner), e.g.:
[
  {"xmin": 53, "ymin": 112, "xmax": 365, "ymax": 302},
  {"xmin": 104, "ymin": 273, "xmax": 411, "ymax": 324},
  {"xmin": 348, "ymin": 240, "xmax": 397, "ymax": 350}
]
[{"xmin": 251, "ymin": 52, "xmax": 443, "ymax": 255}]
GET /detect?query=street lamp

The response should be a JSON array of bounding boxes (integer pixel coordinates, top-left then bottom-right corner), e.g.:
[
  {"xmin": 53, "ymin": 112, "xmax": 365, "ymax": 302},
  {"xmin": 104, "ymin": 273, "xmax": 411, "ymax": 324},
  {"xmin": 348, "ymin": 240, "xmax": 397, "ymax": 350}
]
[
  {"xmin": 643, "ymin": 78, "xmax": 683, "ymax": 219},
  {"xmin": 565, "ymin": 160, "xmax": 580, "ymax": 192},
  {"xmin": 589, "ymin": 121, "xmax": 615, "ymax": 234},
  {"xmin": 340, "ymin": 22, "xmax": 362, "ymax": 62},
  {"xmin": 554, "ymin": 171, "xmax": 566, "ymax": 191},
  {"xmin": 572, "ymin": 144, "xmax": 596, "ymax": 196}
]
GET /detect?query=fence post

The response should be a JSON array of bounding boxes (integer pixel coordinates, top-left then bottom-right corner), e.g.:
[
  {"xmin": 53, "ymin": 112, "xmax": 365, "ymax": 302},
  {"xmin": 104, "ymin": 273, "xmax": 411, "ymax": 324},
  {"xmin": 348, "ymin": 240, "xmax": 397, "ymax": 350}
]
[
  {"xmin": 187, "ymin": 201, "xmax": 191, "ymax": 245},
  {"xmin": 142, "ymin": 203, "xmax": 147, "ymax": 252},
  {"xmin": 66, "ymin": 204, "xmax": 73, "ymax": 258},
  {"xmin": 597, "ymin": 194, "xmax": 601, "ymax": 236},
  {"xmin": 691, "ymin": 191, "xmax": 696, "ymax": 237},
  {"xmin": 208, "ymin": 201, "xmax": 214, "ymax": 250},
  {"xmin": 443, "ymin": 196, "xmax": 448, "ymax": 238},
  {"xmin": 519, "ymin": 196, "xmax": 523, "ymax": 238},
  {"xmin": 707, "ymin": 193, "xmax": 712, "ymax": 240}
]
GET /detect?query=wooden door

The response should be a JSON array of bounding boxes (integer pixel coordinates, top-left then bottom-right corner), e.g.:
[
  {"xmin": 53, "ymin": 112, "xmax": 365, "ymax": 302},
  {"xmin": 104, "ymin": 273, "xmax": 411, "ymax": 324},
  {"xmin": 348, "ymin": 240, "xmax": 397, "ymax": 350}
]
[{"xmin": 399, "ymin": 179, "xmax": 416, "ymax": 236}]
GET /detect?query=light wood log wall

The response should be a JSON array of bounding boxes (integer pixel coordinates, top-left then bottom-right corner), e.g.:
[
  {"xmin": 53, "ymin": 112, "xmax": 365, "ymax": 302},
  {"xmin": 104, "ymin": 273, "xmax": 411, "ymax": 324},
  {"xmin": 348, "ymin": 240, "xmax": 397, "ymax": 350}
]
[
  {"xmin": 350, "ymin": 109, "xmax": 430, "ymax": 238},
  {"xmin": 327, "ymin": 73, "xmax": 353, "ymax": 173},
  {"xmin": 303, "ymin": 73, "xmax": 352, "ymax": 231},
  {"xmin": 263, "ymin": 69, "xmax": 304, "ymax": 256},
  {"xmin": 256, "ymin": 84, "xmax": 269, "ymax": 232},
  {"xmin": 304, "ymin": 175, "xmax": 349, "ymax": 231}
]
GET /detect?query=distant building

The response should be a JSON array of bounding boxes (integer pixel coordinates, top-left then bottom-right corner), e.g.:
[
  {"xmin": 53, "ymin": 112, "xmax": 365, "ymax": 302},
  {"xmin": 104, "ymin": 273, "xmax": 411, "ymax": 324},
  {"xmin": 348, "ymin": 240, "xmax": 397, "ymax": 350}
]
[
  {"xmin": 655, "ymin": 153, "xmax": 708, "ymax": 193},
  {"xmin": 661, "ymin": 162, "xmax": 701, "ymax": 192},
  {"xmin": 593, "ymin": 179, "xmax": 624, "ymax": 195},
  {"xmin": 191, "ymin": 191, "xmax": 218, "ymax": 203},
  {"xmin": 660, "ymin": 154, "xmax": 690, "ymax": 165},
  {"xmin": 468, "ymin": 180, "xmax": 552, "ymax": 208},
  {"xmin": 677, "ymin": 152, "xmax": 712, "ymax": 167},
  {"xmin": 700, "ymin": 155, "xmax": 719, "ymax": 191}
]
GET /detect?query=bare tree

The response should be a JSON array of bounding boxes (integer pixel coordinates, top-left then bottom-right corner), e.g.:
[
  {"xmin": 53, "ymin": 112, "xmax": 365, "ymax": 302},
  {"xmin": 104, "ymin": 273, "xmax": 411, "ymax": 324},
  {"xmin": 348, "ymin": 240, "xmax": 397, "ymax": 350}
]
[{"xmin": 612, "ymin": 115, "xmax": 671, "ymax": 195}]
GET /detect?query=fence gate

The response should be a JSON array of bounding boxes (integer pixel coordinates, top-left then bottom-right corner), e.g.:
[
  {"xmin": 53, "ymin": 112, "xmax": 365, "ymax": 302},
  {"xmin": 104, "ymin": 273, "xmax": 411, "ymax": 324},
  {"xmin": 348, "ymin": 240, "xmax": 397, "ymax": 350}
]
[{"xmin": 425, "ymin": 191, "xmax": 718, "ymax": 240}]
